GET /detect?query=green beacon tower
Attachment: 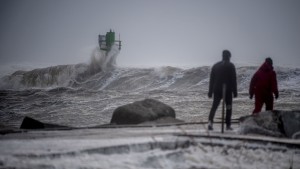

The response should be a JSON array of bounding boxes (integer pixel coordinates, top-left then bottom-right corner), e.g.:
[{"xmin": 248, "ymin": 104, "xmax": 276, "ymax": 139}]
[{"xmin": 98, "ymin": 29, "xmax": 121, "ymax": 54}]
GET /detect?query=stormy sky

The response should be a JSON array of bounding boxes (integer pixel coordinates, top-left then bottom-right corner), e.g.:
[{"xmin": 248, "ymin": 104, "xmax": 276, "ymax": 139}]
[{"xmin": 1, "ymin": 0, "xmax": 300, "ymax": 68}]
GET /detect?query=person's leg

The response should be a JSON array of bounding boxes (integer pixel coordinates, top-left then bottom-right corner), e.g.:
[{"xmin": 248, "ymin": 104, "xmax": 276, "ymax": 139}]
[
  {"xmin": 208, "ymin": 93, "xmax": 222, "ymax": 130},
  {"xmin": 253, "ymin": 94, "xmax": 264, "ymax": 114},
  {"xmin": 265, "ymin": 95, "xmax": 274, "ymax": 111},
  {"xmin": 225, "ymin": 93, "xmax": 233, "ymax": 129}
]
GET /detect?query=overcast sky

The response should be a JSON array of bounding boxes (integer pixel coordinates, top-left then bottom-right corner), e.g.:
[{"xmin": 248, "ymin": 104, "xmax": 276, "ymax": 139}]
[{"xmin": 1, "ymin": 0, "xmax": 300, "ymax": 68}]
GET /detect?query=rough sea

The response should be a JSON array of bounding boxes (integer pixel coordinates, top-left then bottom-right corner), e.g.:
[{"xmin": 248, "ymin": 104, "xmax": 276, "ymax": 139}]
[
  {"xmin": 1, "ymin": 47, "xmax": 300, "ymax": 129},
  {"xmin": 1, "ymin": 47, "xmax": 300, "ymax": 169}
]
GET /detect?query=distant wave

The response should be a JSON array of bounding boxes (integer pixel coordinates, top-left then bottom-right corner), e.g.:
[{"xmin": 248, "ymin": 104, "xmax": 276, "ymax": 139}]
[
  {"xmin": 1, "ymin": 62, "xmax": 300, "ymax": 94},
  {"xmin": 0, "ymin": 43, "xmax": 299, "ymax": 92}
]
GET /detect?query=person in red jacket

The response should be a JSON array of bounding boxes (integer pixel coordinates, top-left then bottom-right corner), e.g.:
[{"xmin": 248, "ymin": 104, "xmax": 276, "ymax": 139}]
[{"xmin": 249, "ymin": 58, "xmax": 279, "ymax": 114}]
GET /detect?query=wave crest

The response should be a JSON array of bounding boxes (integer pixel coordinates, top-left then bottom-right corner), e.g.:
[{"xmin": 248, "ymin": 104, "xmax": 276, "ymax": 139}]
[{"xmin": 1, "ymin": 61, "xmax": 299, "ymax": 94}]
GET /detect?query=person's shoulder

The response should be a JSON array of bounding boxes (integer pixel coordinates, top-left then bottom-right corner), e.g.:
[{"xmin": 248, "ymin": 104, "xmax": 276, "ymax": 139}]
[
  {"xmin": 221, "ymin": 61, "xmax": 235, "ymax": 68},
  {"xmin": 271, "ymin": 69, "xmax": 277, "ymax": 76},
  {"xmin": 228, "ymin": 62, "xmax": 236, "ymax": 68},
  {"xmin": 213, "ymin": 61, "xmax": 222, "ymax": 67},
  {"xmin": 228, "ymin": 61, "xmax": 235, "ymax": 66}
]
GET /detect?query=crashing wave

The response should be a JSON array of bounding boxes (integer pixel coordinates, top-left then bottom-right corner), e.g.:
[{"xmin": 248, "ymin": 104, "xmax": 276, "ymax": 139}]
[
  {"xmin": 1, "ymin": 59, "xmax": 300, "ymax": 94},
  {"xmin": 0, "ymin": 45, "xmax": 120, "ymax": 90}
]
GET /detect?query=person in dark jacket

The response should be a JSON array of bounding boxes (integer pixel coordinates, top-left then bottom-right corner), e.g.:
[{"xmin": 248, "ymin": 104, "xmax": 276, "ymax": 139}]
[
  {"xmin": 208, "ymin": 50, "xmax": 237, "ymax": 130},
  {"xmin": 249, "ymin": 58, "xmax": 279, "ymax": 114}
]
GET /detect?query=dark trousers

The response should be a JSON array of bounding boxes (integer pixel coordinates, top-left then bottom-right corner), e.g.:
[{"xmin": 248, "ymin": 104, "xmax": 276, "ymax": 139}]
[{"xmin": 208, "ymin": 92, "xmax": 233, "ymax": 127}]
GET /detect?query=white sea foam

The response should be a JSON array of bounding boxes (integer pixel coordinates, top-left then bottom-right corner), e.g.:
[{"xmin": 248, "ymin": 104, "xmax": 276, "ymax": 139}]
[{"xmin": 0, "ymin": 132, "xmax": 299, "ymax": 169}]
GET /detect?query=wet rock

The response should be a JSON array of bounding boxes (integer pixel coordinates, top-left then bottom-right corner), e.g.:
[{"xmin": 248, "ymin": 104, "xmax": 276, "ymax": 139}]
[
  {"xmin": 20, "ymin": 116, "xmax": 45, "ymax": 129},
  {"xmin": 110, "ymin": 99, "xmax": 176, "ymax": 125},
  {"xmin": 20, "ymin": 116, "xmax": 69, "ymax": 129},
  {"xmin": 239, "ymin": 110, "xmax": 300, "ymax": 139},
  {"xmin": 280, "ymin": 110, "xmax": 300, "ymax": 138},
  {"xmin": 239, "ymin": 111, "xmax": 283, "ymax": 137}
]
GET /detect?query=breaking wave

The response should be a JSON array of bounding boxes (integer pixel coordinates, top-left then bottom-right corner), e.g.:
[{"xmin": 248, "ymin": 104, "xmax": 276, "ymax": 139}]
[
  {"xmin": 0, "ymin": 45, "xmax": 120, "ymax": 90},
  {"xmin": 0, "ymin": 47, "xmax": 299, "ymax": 93},
  {"xmin": 1, "ymin": 52, "xmax": 300, "ymax": 128}
]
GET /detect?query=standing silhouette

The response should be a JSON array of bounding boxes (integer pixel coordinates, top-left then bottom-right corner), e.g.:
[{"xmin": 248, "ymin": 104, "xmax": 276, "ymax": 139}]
[
  {"xmin": 249, "ymin": 58, "xmax": 279, "ymax": 114},
  {"xmin": 208, "ymin": 50, "xmax": 237, "ymax": 130}
]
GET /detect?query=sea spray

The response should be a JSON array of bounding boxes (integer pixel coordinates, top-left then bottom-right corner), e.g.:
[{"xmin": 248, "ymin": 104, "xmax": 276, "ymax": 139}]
[{"xmin": 89, "ymin": 44, "xmax": 120, "ymax": 74}]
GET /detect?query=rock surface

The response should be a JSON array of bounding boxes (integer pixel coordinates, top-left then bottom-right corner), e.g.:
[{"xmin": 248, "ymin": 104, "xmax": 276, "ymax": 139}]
[
  {"xmin": 20, "ymin": 116, "xmax": 69, "ymax": 129},
  {"xmin": 239, "ymin": 110, "xmax": 300, "ymax": 139},
  {"xmin": 110, "ymin": 99, "xmax": 176, "ymax": 125},
  {"xmin": 139, "ymin": 117, "xmax": 184, "ymax": 125},
  {"xmin": 20, "ymin": 116, "xmax": 45, "ymax": 129},
  {"xmin": 280, "ymin": 110, "xmax": 300, "ymax": 139}
]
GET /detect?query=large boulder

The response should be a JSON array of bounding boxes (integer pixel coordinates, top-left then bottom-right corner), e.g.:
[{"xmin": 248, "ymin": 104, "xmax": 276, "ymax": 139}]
[
  {"xmin": 239, "ymin": 110, "xmax": 300, "ymax": 139},
  {"xmin": 110, "ymin": 99, "xmax": 176, "ymax": 125}
]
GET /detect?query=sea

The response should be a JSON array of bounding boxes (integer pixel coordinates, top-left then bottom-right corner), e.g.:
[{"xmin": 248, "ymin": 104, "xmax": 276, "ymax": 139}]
[
  {"xmin": 1, "ymin": 46, "xmax": 300, "ymax": 129},
  {"xmin": 1, "ymin": 46, "xmax": 300, "ymax": 169}
]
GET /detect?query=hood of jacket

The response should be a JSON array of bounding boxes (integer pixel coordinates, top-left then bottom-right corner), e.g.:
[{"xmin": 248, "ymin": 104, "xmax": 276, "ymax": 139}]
[{"xmin": 259, "ymin": 62, "xmax": 273, "ymax": 72}]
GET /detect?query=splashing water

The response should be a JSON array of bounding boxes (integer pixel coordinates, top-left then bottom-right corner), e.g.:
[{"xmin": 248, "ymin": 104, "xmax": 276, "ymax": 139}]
[{"xmin": 89, "ymin": 44, "xmax": 120, "ymax": 73}]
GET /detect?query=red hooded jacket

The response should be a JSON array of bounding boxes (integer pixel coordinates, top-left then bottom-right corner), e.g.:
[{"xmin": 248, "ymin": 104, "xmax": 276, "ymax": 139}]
[{"xmin": 249, "ymin": 62, "xmax": 279, "ymax": 99}]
